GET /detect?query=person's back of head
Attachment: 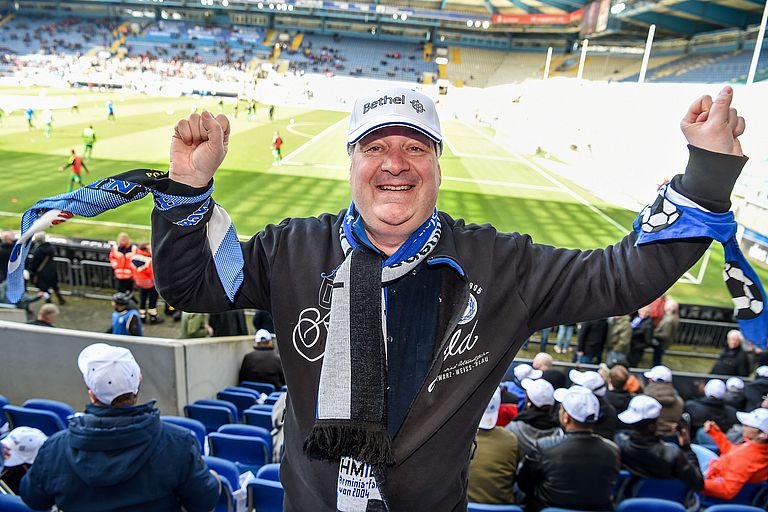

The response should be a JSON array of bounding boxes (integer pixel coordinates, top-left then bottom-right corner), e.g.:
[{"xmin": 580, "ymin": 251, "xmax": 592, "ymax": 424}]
[
  {"xmin": 522, "ymin": 377, "xmax": 555, "ymax": 413},
  {"xmin": 554, "ymin": 386, "xmax": 599, "ymax": 432},
  {"xmin": 704, "ymin": 379, "xmax": 726, "ymax": 402},
  {"xmin": 618, "ymin": 395, "xmax": 662, "ymax": 435},
  {"xmin": 254, "ymin": 328, "xmax": 273, "ymax": 348},
  {"xmin": 78, "ymin": 343, "xmax": 141, "ymax": 407},
  {"xmin": 737, "ymin": 408, "xmax": 768, "ymax": 444},
  {"xmin": 533, "ymin": 352, "xmax": 554, "ymax": 370},
  {"xmin": 609, "ymin": 365, "xmax": 629, "ymax": 391},
  {"xmin": 37, "ymin": 303, "xmax": 59, "ymax": 324}
]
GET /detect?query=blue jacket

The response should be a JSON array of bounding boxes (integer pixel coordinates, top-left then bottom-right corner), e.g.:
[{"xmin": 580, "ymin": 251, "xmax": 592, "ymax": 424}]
[{"xmin": 20, "ymin": 401, "xmax": 219, "ymax": 512}]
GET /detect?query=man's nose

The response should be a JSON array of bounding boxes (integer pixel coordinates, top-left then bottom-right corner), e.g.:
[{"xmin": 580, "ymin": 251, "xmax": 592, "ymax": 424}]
[{"xmin": 381, "ymin": 147, "xmax": 409, "ymax": 175}]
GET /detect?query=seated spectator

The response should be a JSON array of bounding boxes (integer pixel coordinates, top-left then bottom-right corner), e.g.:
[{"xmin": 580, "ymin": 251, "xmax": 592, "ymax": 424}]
[
  {"xmin": 27, "ymin": 303, "xmax": 58, "ymax": 327},
  {"xmin": 743, "ymin": 366, "xmax": 768, "ymax": 411},
  {"xmin": 711, "ymin": 330, "xmax": 751, "ymax": 377},
  {"xmin": 506, "ymin": 378, "xmax": 561, "ymax": 459},
  {"xmin": 518, "ymin": 386, "xmax": 620, "ymax": 512},
  {"xmin": 1, "ymin": 427, "xmax": 47, "ymax": 494},
  {"xmin": 605, "ymin": 364, "xmax": 635, "ymax": 416},
  {"xmin": 614, "ymin": 395, "xmax": 703, "ymax": 491},
  {"xmin": 497, "ymin": 389, "xmax": 519, "ymax": 427},
  {"xmin": 575, "ymin": 318, "xmax": 608, "ymax": 364},
  {"xmin": 610, "ymin": 359, "xmax": 643, "ymax": 393},
  {"xmin": 239, "ymin": 329, "xmax": 285, "ymax": 389},
  {"xmin": 532, "ymin": 352, "xmax": 566, "ymax": 389},
  {"xmin": 723, "ymin": 377, "xmax": 746, "ymax": 411},
  {"xmin": 700, "ymin": 408, "xmax": 768, "ymax": 500},
  {"xmin": 569, "ymin": 369, "xmax": 616, "ymax": 440},
  {"xmin": 644, "ymin": 365, "xmax": 684, "ymax": 437},
  {"xmin": 468, "ymin": 388, "xmax": 519, "ymax": 505},
  {"xmin": 20, "ymin": 343, "xmax": 220, "ymax": 511},
  {"xmin": 507, "ymin": 363, "xmax": 543, "ymax": 408},
  {"xmin": 685, "ymin": 379, "xmax": 738, "ymax": 433}
]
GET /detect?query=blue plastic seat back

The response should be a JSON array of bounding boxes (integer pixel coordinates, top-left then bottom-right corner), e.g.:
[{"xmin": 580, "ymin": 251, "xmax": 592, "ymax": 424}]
[
  {"xmin": 264, "ymin": 396, "xmax": 280, "ymax": 406},
  {"xmin": 239, "ymin": 381, "xmax": 276, "ymax": 395},
  {"xmin": 3, "ymin": 404, "xmax": 66, "ymax": 436},
  {"xmin": 203, "ymin": 455, "xmax": 239, "ymax": 512},
  {"xmin": 701, "ymin": 481, "xmax": 768, "ymax": 507},
  {"xmin": 614, "ymin": 469, "xmax": 633, "ymax": 501},
  {"xmin": 256, "ymin": 463, "xmax": 280, "ymax": 482},
  {"xmin": 616, "ymin": 498, "xmax": 686, "ymax": 512},
  {"xmin": 217, "ymin": 424, "xmax": 272, "ymax": 453},
  {"xmin": 703, "ymin": 505, "xmax": 765, "ymax": 512},
  {"xmin": 267, "ymin": 391, "xmax": 284, "ymax": 400},
  {"xmin": 0, "ymin": 494, "xmax": 37, "ymax": 511},
  {"xmin": 541, "ymin": 508, "xmax": 584, "ymax": 512},
  {"xmin": 184, "ymin": 404, "xmax": 234, "ymax": 434},
  {"xmin": 208, "ymin": 432, "xmax": 270, "ymax": 473},
  {"xmin": 216, "ymin": 391, "xmax": 257, "ymax": 415},
  {"xmin": 244, "ymin": 409, "xmax": 273, "ymax": 431},
  {"xmin": 247, "ymin": 479, "xmax": 284, "ymax": 512},
  {"xmin": 468, "ymin": 504, "xmax": 523, "ymax": 511},
  {"xmin": 224, "ymin": 386, "xmax": 263, "ymax": 398},
  {"xmin": 161, "ymin": 415, "xmax": 206, "ymax": 452},
  {"xmin": 22, "ymin": 398, "xmax": 75, "ymax": 425},
  {"xmin": 248, "ymin": 404, "xmax": 274, "ymax": 413},
  {"xmin": 632, "ymin": 478, "xmax": 690, "ymax": 503},
  {"xmin": 195, "ymin": 399, "xmax": 239, "ymax": 423}
]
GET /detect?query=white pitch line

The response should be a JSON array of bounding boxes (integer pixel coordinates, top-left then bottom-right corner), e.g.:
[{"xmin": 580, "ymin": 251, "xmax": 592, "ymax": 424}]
[
  {"xmin": 281, "ymin": 116, "xmax": 349, "ymax": 164},
  {"xmin": 448, "ymin": 152, "xmax": 517, "ymax": 162},
  {"xmin": 285, "ymin": 122, "xmax": 326, "ymax": 139}
]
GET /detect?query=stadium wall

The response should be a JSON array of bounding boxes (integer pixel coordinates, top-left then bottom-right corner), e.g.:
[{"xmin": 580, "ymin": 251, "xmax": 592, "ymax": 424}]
[{"xmin": 0, "ymin": 321, "xmax": 253, "ymax": 415}]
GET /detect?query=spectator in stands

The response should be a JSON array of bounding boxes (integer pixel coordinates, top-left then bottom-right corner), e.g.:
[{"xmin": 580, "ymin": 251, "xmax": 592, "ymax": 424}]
[
  {"xmin": 467, "ymin": 388, "xmax": 519, "ymax": 505},
  {"xmin": 611, "ymin": 359, "xmax": 643, "ymax": 393},
  {"xmin": 606, "ymin": 314, "xmax": 632, "ymax": 366},
  {"xmin": 508, "ymin": 364, "xmax": 543, "ymax": 406},
  {"xmin": 605, "ymin": 364, "xmax": 635, "ymax": 416},
  {"xmin": 569, "ymin": 369, "xmax": 616, "ymax": 440},
  {"xmin": 106, "ymin": 291, "xmax": 142, "ymax": 336},
  {"xmin": 533, "ymin": 352, "xmax": 567, "ymax": 389},
  {"xmin": 614, "ymin": 395, "xmax": 703, "ymax": 491},
  {"xmin": 627, "ymin": 306, "xmax": 653, "ymax": 367},
  {"xmin": 28, "ymin": 303, "xmax": 58, "ymax": 327},
  {"xmin": 129, "ymin": 243, "xmax": 163, "ymax": 324},
  {"xmin": 575, "ymin": 318, "xmax": 608, "ymax": 364},
  {"xmin": 180, "ymin": 311, "xmax": 212, "ymax": 338},
  {"xmin": 743, "ymin": 366, "xmax": 768, "ymax": 411},
  {"xmin": 644, "ymin": 365, "xmax": 685, "ymax": 437},
  {"xmin": 700, "ymin": 408, "xmax": 768, "ymax": 500},
  {"xmin": 239, "ymin": 328, "xmax": 285, "ymax": 389},
  {"xmin": 20, "ymin": 343, "xmax": 221, "ymax": 510},
  {"xmin": 518, "ymin": 386, "xmax": 620, "ymax": 511},
  {"xmin": 712, "ymin": 329, "xmax": 751, "ymax": 377},
  {"xmin": 652, "ymin": 299, "xmax": 680, "ymax": 367},
  {"xmin": 108, "ymin": 232, "xmax": 135, "ymax": 294},
  {"xmin": 506, "ymin": 378, "xmax": 561, "ymax": 459},
  {"xmin": 497, "ymin": 388, "xmax": 519, "ymax": 426},
  {"xmin": 1, "ymin": 427, "xmax": 47, "ymax": 494},
  {"xmin": 251, "ymin": 308, "xmax": 274, "ymax": 333},
  {"xmin": 28, "ymin": 231, "xmax": 65, "ymax": 305},
  {"xmin": 0, "ymin": 231, "xmax": 14, "ymax": 283},
  {"xmin": 685, "ymin": 379, "xmax": 738, "ymax": 433},
  {"xmin": 724, "ymin": 377, "xmax": 746, "ymax": 411}
]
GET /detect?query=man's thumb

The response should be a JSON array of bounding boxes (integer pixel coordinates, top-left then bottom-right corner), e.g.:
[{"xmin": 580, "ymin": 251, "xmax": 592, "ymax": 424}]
[
  {"xmin": 708, "ymin": 86, "xmax": 732, "ymax": 123},
  {"xmin": 201, "ymin": 110, "xmax": 223, "ymax": 147}
]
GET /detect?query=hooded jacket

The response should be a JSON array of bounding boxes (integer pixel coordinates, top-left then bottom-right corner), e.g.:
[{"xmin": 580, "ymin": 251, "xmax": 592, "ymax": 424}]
[
  {"xmin": 614, "ymin": 431, "xmax": 703, "ymax": 491},
  {"xmin": 684, "ymin": 396, "xmax": 738, "ymax": 432},
  {"xmin": 711, "ymin": 346, "xmax": 751, "ymax": 377},
  {"xmin": 151, "ymin": 146, "xmax": 744, "ymax": 511},
  {"xmin": 20, "ymin": 401, "xmax": 219, "ymax": 512},
  {"xmin": 645, "ymin": 381, "xmax": 684, "ymax": 436},
  {"xmin": 505, "ymin": 408, "xmax": 563, "ymax": 459}
]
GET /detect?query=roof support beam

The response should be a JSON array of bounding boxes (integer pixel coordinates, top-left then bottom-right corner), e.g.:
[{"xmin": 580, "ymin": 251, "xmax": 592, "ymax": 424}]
[{"xmin": 662, "ymin": 0, "xmax": 759, "ymax": 28}]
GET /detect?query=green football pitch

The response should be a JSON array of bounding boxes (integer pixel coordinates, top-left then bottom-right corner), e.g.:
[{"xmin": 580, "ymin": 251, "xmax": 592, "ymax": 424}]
[{"xmin": 1, "ymin": 86, "xmax": 764, "ymax": 307}]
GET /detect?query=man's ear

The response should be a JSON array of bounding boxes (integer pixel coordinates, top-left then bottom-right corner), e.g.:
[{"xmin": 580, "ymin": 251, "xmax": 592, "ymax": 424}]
[
  {"xmin": 87, "ymin": 389, "xmax": 99, "ymax": 405},
  {"xmin": 437, "ymin": 162, "xmax": 442, "ymax": 187}
]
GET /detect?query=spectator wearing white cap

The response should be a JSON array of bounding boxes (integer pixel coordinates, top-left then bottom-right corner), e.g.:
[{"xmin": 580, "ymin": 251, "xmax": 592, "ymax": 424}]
[
  {"xmin": 506, "ymin": 378, "xmax": 562, "ymax": 459},
  {"xmin": 685, "ymin": 379, "xmax": 738, "ymax": 433},
  {"xmin": 743, "ymin": 365, "xmax": 768, "ymax": 411},
  {"xmin": 723, "ymin": 377, "xmax": 746, "ymax": 411},
  {"xmin": 614, "ymin": 395, "xmax": 703, "ymax": 492},
  {"xmin": 701, "ymin": 408, "xmax": 768, "ymax": 500},
  {"xmin": 20, "ymin": 343, "xmax": 220, "ymax": 512},
  {"xmin": 518, "ymin": 386, "xmax": 620, "ymax": 512},
  {"xmin": 467, "ymin": 388, "xmax": 519, "ymax": 505},
  {"xmin": 238, "ymin": 328, "xmax": 285, "ymax": 389},
  {"xmin": 0, "ymin": 427, "xmax": 47, "ymax": 494},
  {"xmin": 569, "ymin": 369, "xmax": 617, "ymax": 440},
  {"xmin": 711, "ymin": 329, "xmax": 751, "ymax": 377},
  {"xmin": 506, "ymin": 363, "xmax": 543, "ymax": 409},
  {"xmin": 643, "ymin": 365, "xmax": 684, "ymax": 437}
]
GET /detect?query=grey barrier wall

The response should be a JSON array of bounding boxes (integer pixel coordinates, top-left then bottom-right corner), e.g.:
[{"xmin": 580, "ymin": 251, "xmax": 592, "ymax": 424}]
[{"xmin": 0, "ymin": 320, "xmax": 253, "ymax": 416}]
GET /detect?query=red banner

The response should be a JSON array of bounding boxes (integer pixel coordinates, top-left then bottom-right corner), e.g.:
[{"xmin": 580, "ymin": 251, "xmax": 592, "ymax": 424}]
[{"xmin": 491, "ymin": 9, "xmax": 583, "ymax": 25}]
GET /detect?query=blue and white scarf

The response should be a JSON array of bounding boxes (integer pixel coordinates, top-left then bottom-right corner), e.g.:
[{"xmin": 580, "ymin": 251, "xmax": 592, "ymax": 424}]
[
  {"xmin": 5, "ymin": 169, "xmax": 244, "ymax": 305},
  {"xmin": 634, "ymin": 184, "xmax": 766, "ymax": 348}
]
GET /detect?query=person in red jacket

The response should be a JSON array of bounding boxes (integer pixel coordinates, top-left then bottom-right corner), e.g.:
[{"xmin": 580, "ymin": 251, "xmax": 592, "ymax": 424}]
[
  {"xmin": 701, "ymin": 408, "xmax": 768, "ymax": 500},
  {"xmin": 108, "ymin": 233, "xmax": 135, "ymax": 293},
  {"xmin": 129, "ymin": 243, "xmax": 163, "ymax": 324}
]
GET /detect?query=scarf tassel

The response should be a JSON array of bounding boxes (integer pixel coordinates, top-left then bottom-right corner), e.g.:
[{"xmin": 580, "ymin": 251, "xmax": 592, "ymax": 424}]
[{"xmin": 303, "ymin": 421, "xmax": 396, "ymax": 467}]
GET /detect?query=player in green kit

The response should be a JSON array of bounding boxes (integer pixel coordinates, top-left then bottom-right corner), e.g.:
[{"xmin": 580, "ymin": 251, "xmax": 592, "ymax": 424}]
[
  {"xmin": 60, "ymin": 149, "xmax": 91, "ymax": 192},
  {"xmin": 82, "ymin": 126, "xmax": 96, "ymax": 159}
]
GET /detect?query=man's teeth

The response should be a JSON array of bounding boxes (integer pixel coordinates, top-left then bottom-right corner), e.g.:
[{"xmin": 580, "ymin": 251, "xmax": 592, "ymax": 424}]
[{"xmin": 379, "ymin": 185, "xmax": 412, "ymax": 191}]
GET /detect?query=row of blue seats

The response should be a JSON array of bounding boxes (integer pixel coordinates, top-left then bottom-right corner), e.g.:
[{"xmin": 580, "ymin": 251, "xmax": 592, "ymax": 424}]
[{"xmin": 465, "ymin": 503, "xmax": 765, "ymax": 512}]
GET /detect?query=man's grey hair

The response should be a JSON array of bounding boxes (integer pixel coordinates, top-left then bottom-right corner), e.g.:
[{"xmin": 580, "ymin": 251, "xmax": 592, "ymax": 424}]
[{"xmin": 727, "ymin": 329, "xmax": 743, "ymax": 342}]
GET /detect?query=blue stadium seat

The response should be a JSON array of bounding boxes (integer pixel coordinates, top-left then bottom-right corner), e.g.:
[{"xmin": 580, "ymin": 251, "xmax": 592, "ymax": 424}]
[
  {"xmin": 631, "ymin": 478, "xmax": 699, "ymax": 509},
  {"xmin": 267, "ymin": 391, "xmax": 283, "ymax": 400},
  {"xmin": 614, "ymin": 469, "xmax": 633, "ymax": 501},
  {"xmin": 224, "ymin": 386, "xmax": 263, "ymax": 399},
  {"xmin": 616, "ymin": 498, "xmax": 686, "ymax": 512},
  {"xmin": 248, "ymin": 404, "xmax": 274, "ymax": 413},
  {"xmin": 161, "ymin": 415, "xmax": 207, "ymax": 452},
  {"xmin": 256, "ymin": 463, "xmax": 280, "ymax": 482},
  {"xmin": 3, "ymin": 404, "xmax": 65, "ymax": 436},
  {"xmin": 541, "ymin": 509, "xmax": 583, "ymax": 512},
  {"xmin": 0, "ymin": 494, "xmax": 37, "ymax": 511},
  {"xmin": 217, "ymin": 424, "xmax": 272, "ymax": 455},
  {"xmin": 184, "ymin": 404, "xmax": 235, "ymax": 434},
  {"xmin": 704, "ymin": 506, "xmax": 765, "ymax": 512},
  {"xmin": 247, "ymin": 478, "xmax": 284, "ymax": 512},
  {"xmin": 22, "ymin": 399, "xmax": 75, "ymax": 425},
  {"xmin": 203, "ymin": 455, "xmax": 239, "ymax": 512},
  {"xmin": 195, "ymin": 399, "xmax": 239, "ymax": 423},
  {"xmin": 264, "ymin": 396, "xmax": 280, "ymax": 406},
  {"xmin": 217, "ymin": 390, "xmax": 257, "ymax": 415},
  {"xmin": 208, "ymin": 432, "xmax": 270, "ymax": 474},
  {"xmin": 701, "ymin": 481, "xmax": 768, "ymax": 508},
  {"xmin": 244, "ymin": 409, "xmax": 273, "ymax": 431},
  {"xmin": 468, "ymin": 504, "xmax": 523, "ymax": 511},
  {"xmin": 240, "ymin": 381, "xmax": 276, "ymax": 395}
]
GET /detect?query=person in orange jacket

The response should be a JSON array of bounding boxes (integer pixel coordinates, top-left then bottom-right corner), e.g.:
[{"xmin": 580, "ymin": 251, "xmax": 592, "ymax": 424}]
[
  {"xmin": 129, "ymin": 243, "xmax": 163, "ymax": 324},
  {"xmin": 108, "ymin": 233, "xmax": 135, "ymax": 293},
  {"xmin": 701, "ymin": 408, "xmax": 768, "ymax": 500}
]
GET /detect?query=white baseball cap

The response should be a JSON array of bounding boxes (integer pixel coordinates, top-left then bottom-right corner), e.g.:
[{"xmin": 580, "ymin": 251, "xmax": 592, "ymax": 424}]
[
  {"xmin": 726, "ymin": 377, "xmax": 744, "ymax": 392},
  {"xmin": 644, "ymin": 365, "xmax": 673, "ymax": 383},
  {"xmin": 254, "ymin": 329, "xmax": 272, "ymax": 344},
  {"xmin": 704, "ymin": 379, "xmax": 726, "ymax": 400},
  {"xmin": 756, "ymin": 366, "xmax": 768, "ymax": 378},
  {"xmin": 1, "ymin": 427, "xmax": 47, "ymax": 467},
  {"xmin": 479, "ymin": 388, "xmax": 502, "ymax": 430},
  {"xmin": 347, "ymin": 87, "xmax": 443, "ymax": 156},
  {"xmin": 78, "ymin": 343, "xmax": 141, "ymax": 405},
  {"xmin": 569, "ymin": 370, "xmax": 608, "ymax": 397},
  {"xmin": 522, "ymin": 378, "xmax": 555, "ymax": 408},
  {"xmin": 514, "ymin": 363, "xmax": 543, "ymax": 382},
  {"xmin": 553, "ymin": 385, "xmax": 600, "ymax": 424},
  {"xmin": 736, "ymin": 408, "xmax": 768, "ymax": 433},
  {"xmin": 618, "ymin": 395, "xmax": 663, "ymax": 424}
]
